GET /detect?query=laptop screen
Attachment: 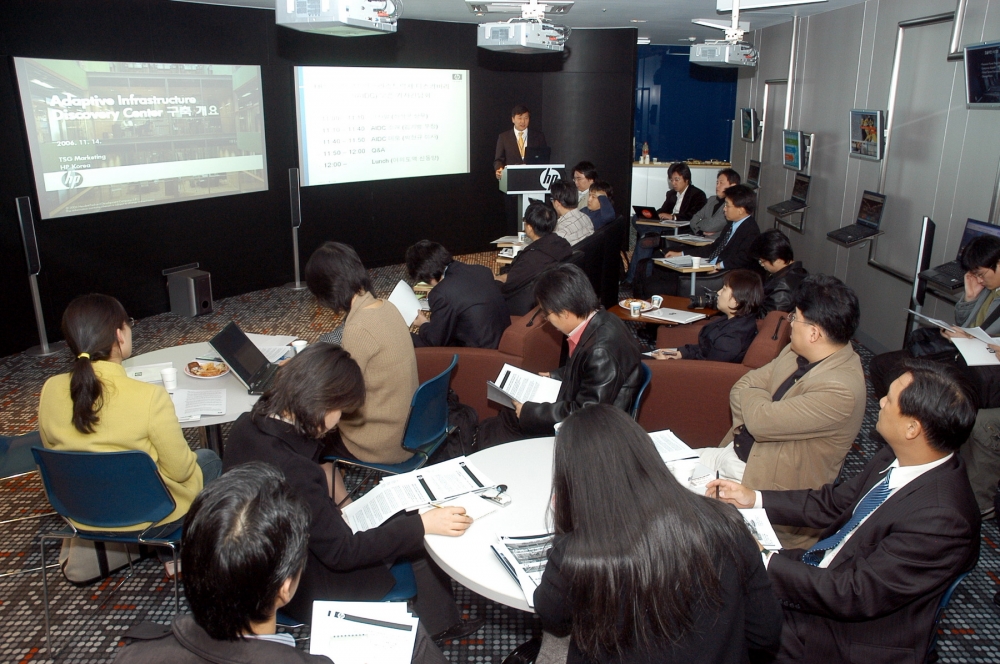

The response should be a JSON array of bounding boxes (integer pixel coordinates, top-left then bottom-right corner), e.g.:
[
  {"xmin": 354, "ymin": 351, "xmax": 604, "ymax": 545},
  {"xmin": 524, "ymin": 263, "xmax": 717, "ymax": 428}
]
[
  {"xmin": 856, "ymin": 191, "xmax": 886, "ymax": 229},
  {"xmin": 746, "ymin": 160, "xmax": 761, "ymax": 185},
  {"xmin": 957, "ymin": 219, "xmax": 1000, "ymax": 258},
  {"xmin": 209, "ymin": 322, "xmax": 269, "ymax": 386},
  {"xmin": 790, "ymin": 174, "xmax": 810, "ymax": 203}
]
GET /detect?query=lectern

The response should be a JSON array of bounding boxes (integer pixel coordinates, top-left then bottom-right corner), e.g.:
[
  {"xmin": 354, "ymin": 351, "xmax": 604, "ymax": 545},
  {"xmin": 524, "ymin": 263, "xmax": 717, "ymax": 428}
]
[{"xmin": 499, "ymin": 164, "xmax": 564, "ymax": 230}]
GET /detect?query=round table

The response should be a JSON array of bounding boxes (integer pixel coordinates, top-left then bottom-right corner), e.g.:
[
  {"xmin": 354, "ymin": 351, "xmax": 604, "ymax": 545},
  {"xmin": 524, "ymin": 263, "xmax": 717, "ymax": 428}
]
[
  {"xmin": 124, "ymin": 342, "xmax": 263, "ymax": 455},
  {"xmin": 423, "ymin": 436, "xmax": 555, "ymax": 613}
]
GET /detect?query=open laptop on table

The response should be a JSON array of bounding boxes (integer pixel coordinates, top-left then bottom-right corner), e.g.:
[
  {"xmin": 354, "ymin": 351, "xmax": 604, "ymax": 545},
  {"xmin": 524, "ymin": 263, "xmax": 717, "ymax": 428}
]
[
  {"xmin": 827, "ymin": 191, "xmax": 887, "ymax": 245},
  {"xmin": 633, "ymin": 205, "xmax": 661, "ymax": 220},
  {"xmin": 920, "ymin": 218, "xmax": 1000, "ymax": 289},
  {"xmin": 209, "ymin": 321, "xmax": 282, "ymax": 395},
  {"xmin": 745, "ymin": 159, "xmax": 761, "ymax": 190},
  {"xmin": 767, "ymin": 173, "xmax": 811, "ymax": 216}
]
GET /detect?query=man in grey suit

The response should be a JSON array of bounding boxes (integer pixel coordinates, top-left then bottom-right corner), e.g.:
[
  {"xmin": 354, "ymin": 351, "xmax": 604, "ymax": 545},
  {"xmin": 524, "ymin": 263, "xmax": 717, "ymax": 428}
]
[{"xmin": 699, "ymin": 275, "xmax": 866, "ymax": 549}]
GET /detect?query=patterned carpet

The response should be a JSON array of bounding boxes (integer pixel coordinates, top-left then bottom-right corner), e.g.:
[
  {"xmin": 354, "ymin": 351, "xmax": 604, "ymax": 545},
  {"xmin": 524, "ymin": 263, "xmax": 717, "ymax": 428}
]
[{"xmin": 0, "ymin": 252, "xmax": 997, "ymax": 663}]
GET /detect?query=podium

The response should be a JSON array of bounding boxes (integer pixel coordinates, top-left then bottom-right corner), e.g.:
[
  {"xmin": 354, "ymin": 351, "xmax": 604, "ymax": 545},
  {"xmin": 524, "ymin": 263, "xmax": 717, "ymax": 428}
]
[{"xmin": 500, "ymin": 164, "xmax": 564, "ymax": 230}]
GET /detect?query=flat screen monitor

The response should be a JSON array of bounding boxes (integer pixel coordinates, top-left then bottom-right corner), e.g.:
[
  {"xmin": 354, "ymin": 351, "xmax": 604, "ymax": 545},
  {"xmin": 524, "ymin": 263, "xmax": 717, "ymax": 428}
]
[
  {"xmin": 790, "ymin": 173, "xmax": 810, "ymax": 203},
  {"xmin": 965, "ymin": 41, "xmax": 1000, "ymax": 109},
  {"xmin": 746, "ymin": 159, "xmax": 761, "ymax": 187},
  {"xmin": 856, "ymin": 191, "xmax": 886, "ymax": 229},
  {"xmin": 849, "ymin": 109, "xmax": 884, "ymax": 161},
  {"xmin": 294, "ymin": 66, "xmax": 470, "ymax": 186},
  {"xmin": 740, "ymin": 108, "xmax": 758, "ymax": 142},
  {"xmin": 782, "ymin": 130, "xmax": 803, "ymax": 170},
  {"xmin": 13, "ymin": 58, "xmax": 268, "ymax": 220},
  {"xmin": 958, "ymin": 218, "xmax": 1000, "ymax": 254}
]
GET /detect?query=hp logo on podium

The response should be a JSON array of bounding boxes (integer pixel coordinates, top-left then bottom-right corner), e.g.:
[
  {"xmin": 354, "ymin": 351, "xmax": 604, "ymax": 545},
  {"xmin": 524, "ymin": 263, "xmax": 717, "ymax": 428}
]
[
  {"xmin": 61, "ymin": 170, "xmax": 84, "ymax": 189},
  {"xmin": 539, "ymin": 168, "xmax": 560, "ymax": 189}
]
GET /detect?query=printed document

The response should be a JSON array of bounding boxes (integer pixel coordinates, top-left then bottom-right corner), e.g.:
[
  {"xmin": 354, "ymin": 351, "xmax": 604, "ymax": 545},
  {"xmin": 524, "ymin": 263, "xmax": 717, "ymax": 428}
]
[
  {"xmin": 311, "ymin": 600, "xmax": 418, "ymax": 664},
  {"xmin": 951, "ymin": 337, "xmax": 1000, "ymax": 366},
  {"xmin": 126, "ymin": 362, "xmax": 172, "ymax": 383},
  {"xmin": 491, "ymin": 532, "xmax": 554, "ymax": 608},
  {"xmin": 649, "ymin": 430, "xmax": 699, "ymax": 463},
  {"xmin": 387, "ymin": 279, "xmax": 422, "ymax": 327},
  {"xmin": 170, "ymin": 389, "xmax": 226, "ymax": 423},
  {"xmin": 488, "ymin": 364, "xmax": 562, "ymax": 408},
  {"xmin": 739, "ymin": 508, "xmax": 782, "ymax": 550}
]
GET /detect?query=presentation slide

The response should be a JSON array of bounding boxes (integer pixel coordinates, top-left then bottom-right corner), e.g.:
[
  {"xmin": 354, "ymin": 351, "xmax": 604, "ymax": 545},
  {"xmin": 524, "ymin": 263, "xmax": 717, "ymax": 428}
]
[
  {"xmin": 13, "ymin": 58, "xmax": 268, "ymax": 219},
  {"xmin": 295, "ymin": 66, "xmax": 470, "ymax": 186}
]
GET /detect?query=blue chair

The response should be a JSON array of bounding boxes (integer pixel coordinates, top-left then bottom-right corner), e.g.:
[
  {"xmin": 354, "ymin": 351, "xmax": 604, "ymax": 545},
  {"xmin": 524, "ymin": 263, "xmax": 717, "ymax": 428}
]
[
  {"xmin": 631, "ymin": 362, "xmax": 653, "ymax": 420},
  {"xmin": 31, "ymin": 448, "xmax": 184, "ymax": 656},
  {"xmin": 925, "ymin": 571, "xmax": 971, "ymax": 662},
  {"xmin": 327, "ymin": 355, "xmax": 458, "ymax": 486},
  {"xmin": 0, "ymin": 432, "xmax": 57, "ymax": 579}
]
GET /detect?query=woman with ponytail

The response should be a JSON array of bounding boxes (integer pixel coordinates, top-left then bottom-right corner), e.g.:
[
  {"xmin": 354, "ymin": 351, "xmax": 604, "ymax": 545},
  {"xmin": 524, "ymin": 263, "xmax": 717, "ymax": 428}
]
[{"xmin": 38, "ymin": 294, "xmax": 221, "ymax": 575}]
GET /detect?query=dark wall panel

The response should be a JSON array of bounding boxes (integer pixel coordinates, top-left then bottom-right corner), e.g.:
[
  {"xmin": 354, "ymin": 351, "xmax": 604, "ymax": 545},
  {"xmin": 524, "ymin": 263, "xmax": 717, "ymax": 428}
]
[{"xmin": 0, "ymin": 0, "xmax": 635, "ymax": 357}]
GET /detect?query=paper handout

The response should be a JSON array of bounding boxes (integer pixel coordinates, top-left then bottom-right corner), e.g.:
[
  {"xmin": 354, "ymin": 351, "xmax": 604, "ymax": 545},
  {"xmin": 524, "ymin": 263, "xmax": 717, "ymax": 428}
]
[
  {"xmin": 387, "ymin": 280, "xmax": 423, "ymax": 327},
  {"xmin": 491, "ymin": 532, "xmax": 554, "ymax": 608},
  {"xmin": 310, "ymin": 600, "xmax": 418, "ymax": 664},
  {"xmin": 951, "ymin": 337, "xmax": 1000, "ymax": 366},
  {"xmin": 126, "ymin": 362, "xmax": 172, "ymax": 383},
  {"xmin": 170, "ymin": 389, "xmax": 226, "ymax": 423},
  {"xmin": 487, "ymin": 363, "xmax": 562, "ymax": 408},
  {"xmin": 648, "ymin": 430, "xmax": 699, "ymax": 463},
  {"xmin": 739, "ymin": 508, "xmax": 782, "ymax": 550}
]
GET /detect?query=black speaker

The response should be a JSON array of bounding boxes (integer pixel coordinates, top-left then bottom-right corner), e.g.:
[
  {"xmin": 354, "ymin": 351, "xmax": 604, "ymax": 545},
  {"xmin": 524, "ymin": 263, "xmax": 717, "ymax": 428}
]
[
  {"xmin": 166, "ymin": 267, "xmax": 214, "ymax": 317},
  {"xmin": 16, "ymin": 196, "xmax": 40, "ymax": 275}
]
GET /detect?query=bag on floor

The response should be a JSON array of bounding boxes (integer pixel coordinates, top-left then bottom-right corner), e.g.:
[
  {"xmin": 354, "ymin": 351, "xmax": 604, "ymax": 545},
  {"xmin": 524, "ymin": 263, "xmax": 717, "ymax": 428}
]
[
  {"xmin": 428, "ymin": 389, "xmax": 479, "ymax": 464},
  {"xmin": 59, "ymin": 539, "xmax": 147, "ymax": 586}
]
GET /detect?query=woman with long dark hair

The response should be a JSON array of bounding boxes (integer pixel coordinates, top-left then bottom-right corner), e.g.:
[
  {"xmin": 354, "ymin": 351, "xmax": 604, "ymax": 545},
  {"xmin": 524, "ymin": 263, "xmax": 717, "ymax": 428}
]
[
  {"xmin": 223, "ymin": 343, "xmax": 484, "ymax": 653},
  {"xmin": 534, "ymin": 405, "xmax": 781, "ymax": 663},
  {"xmin": 38, "ymin": 294, "xmax": 221, "ymax": 575}
]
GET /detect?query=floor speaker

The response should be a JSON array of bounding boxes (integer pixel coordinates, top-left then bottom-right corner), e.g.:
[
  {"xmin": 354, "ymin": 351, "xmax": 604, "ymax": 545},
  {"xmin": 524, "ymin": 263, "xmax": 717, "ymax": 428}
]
[{"xmin": 167, "ymin": 268, "xmax": 214, "ymax": 317}]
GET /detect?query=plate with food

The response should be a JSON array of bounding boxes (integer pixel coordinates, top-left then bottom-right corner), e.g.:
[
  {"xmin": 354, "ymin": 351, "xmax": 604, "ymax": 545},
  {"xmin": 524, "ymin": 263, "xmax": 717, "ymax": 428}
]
[
  {"xmin": 619, "ymin": 298, "xmax": 655, "ymax": 313},
  {"xmin": 184, "ymin": 361, "xmax": 230, "ymax": 379}
]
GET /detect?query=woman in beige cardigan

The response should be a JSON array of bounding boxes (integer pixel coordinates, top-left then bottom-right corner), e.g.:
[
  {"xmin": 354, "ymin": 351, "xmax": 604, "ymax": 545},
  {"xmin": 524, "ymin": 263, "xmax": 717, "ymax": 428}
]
[{"xmin": 305, "ymin": 242, "xmax": 419, "ymax": 476}]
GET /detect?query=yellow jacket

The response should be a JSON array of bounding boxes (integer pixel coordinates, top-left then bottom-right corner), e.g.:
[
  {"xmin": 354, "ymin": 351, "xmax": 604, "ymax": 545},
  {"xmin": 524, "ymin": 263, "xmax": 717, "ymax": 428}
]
[{"xmin": 38, "ymin": 361, "xmax": 203, "ymax": 530}]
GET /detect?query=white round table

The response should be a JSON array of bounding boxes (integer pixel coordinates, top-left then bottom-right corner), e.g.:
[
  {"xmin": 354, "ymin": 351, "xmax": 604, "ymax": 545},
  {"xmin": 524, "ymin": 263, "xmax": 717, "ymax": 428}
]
[
  {"xmin": 423, "ymin": 436, "xmax": 555, "ymax": 613},
  {"xmin": 124, "ymin": 342, "xmax": 263, "ymax": 455}
]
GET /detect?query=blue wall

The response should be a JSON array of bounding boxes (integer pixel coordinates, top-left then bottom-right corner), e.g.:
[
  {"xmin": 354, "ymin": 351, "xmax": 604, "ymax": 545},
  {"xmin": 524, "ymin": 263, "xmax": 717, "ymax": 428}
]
[{"xmin": 634, "ymin": 45, "xmax": 737, "ymax": 162}]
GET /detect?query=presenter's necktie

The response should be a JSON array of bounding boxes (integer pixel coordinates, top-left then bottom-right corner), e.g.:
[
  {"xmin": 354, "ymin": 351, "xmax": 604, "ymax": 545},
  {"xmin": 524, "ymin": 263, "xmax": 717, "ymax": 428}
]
[
  {"xmin": 801, "ymin": 468, "xmax": 894, "ymax": 567},
  {"xmin": 708, "ymin": 221, "xmax": 733, "ymax": 262},
  {"xmin": 517, "ymin": 131, "xmax": 525, "ymax": 158}
]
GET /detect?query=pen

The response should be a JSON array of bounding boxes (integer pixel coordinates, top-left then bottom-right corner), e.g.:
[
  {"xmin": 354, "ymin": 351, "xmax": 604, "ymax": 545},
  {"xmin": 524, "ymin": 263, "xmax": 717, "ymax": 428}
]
[
  {"xmin": 330, "ymin": 610, "xmax": 412, "ymax": 631},
  {"xmin": 716, "ymin": 471, "xmax": 720, "ymax": 499}
]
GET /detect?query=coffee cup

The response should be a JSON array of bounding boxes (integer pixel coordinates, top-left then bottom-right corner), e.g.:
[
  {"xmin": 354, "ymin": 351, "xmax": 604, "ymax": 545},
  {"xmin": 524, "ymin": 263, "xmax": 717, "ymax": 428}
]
[
  {"xmin": 691, "ymin": 256, "xmax": 702, "ymax": 269},
  {"xmin": 517, "ymin": 231, "xmax": 527, "ymax": 244},
  {"xmin": 160, "ymin": 367, "xmax": 177, "ymax": 391},
  {"xmin": 629, "ymin": 301, "xmax": 642, "ymax": 317},
  {"xmin": 650, "ymin": 295, "xmax": 663, "ymax": 309},
  {"xmin": 291, "ymin": 340, "xmax": 308, "ymax": 355}
]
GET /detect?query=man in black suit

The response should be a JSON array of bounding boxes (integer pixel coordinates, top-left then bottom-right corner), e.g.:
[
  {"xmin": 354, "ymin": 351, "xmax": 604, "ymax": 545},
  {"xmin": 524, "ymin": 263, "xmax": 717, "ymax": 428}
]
[
  {"xmin": 406, "ymin": 240, "xmax": 511, "ymax": 349},
  {"xmin": 477, "ymin": 263, "xmax": 643, "ymax": 448},
  {"xmin": 495, "ymin": 203, "xmax": 572, "ymax": 316},
  {"xmin": 656, "ymin": 162, "xmax": 708, "ymax": 221},
  {"xmin": 708, "ymin": 360, "xmax": 981, "ymax": 663},
  {"xmin": 494, "ymin": 104, "xmax": 547, "ymax": 179}
]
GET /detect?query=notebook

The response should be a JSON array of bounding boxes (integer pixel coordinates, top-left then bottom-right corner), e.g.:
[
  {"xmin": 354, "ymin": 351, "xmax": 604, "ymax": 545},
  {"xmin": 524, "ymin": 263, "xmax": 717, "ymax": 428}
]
[
  {"xmin": 209, "ymin": 321, "xmax": 281, "ymax": 395},
  {"xmin": 766, "ymin": 173, "xmax": 811, "ymax": 216},
  {"xmin": 920, "ymin": 219, "xmax": 1000, "ymax": 290},
  {"xmin": 745, "ymin": 159, "xmax": 761, "ymax": 189},
  {"xmin": 826, "ymin": 191, "xmax": 887, "ymax": 245}
]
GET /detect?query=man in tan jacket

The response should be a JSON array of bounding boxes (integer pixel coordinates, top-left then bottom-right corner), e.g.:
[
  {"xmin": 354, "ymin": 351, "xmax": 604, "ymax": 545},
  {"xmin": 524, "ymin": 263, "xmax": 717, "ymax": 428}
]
[{"xmin": 699, "ymin": 275, "xmax": 866, "ymax": 548}]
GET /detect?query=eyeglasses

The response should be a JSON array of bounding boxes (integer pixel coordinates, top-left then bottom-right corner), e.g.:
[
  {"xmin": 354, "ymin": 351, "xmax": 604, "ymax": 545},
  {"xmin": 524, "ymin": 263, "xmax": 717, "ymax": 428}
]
[
  {"xmin": 127, "ymin": 317, "xmax": 136, "ymax": 328},
  {"xmin": 787, "ymin": 312, "xmax": 811, "ymax": 325}
]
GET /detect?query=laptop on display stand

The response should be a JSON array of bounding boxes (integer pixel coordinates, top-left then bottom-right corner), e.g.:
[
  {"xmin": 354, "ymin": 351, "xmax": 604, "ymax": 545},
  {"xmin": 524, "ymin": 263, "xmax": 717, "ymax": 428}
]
[
  {"xmin": 745, "ymin": 160, "xmax": 761, "ymax": 190},
  {"xmin": 766, "ymin": 173, "xmax": 811, "ymax": 216},
  {"xmin": 920, "ymin": 218, "xmax": 1000, "ymax": 289},
  {"xmin": 826, "ymin": 191, "xmax": 887, "ymax": 245},
  {"xmin": 209, "ymin": 322, "xmax": 282, "ymax": 395}
]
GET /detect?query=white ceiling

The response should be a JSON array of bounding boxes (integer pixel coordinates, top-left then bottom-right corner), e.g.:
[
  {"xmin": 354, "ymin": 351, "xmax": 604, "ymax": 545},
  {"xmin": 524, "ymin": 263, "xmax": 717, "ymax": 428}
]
[{"xmin": 175, "ymin": 0, "xmax": 869, "ymax": 45}]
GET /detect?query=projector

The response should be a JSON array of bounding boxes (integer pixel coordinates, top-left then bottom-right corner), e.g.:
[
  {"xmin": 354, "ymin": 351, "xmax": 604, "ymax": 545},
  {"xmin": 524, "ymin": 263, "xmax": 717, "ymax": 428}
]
[
  {"xmin": 690, "ymin": 41, "xmax": 759, "ymax": 68},
  {"xmin": 276, "ymin": 0, "xmax": 399, "ymax": 37},
  {"xmin": 478, "ymin": 20, "xmax": 567, "ymax": 53}
]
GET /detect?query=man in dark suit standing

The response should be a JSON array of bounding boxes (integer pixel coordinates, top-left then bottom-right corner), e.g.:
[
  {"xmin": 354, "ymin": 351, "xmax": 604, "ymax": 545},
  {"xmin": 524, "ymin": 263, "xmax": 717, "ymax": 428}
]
[
  {"xmin": 494, "ymin": 104, "xmax": 547, "ymax": 180},
  {"xmin": 708, "ymin": 360, "xmax": 981, "ymax": 663},
  {"xmin": 406, "ymin": 240, "xmax": 511, "ymax": 349}
]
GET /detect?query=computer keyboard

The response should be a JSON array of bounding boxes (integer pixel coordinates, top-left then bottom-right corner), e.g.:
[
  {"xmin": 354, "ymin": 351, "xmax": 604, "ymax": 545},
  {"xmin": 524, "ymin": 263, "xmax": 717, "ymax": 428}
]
[{"xmin": 934, "ymin": 262, "xmax": 965, "ymax": 281}]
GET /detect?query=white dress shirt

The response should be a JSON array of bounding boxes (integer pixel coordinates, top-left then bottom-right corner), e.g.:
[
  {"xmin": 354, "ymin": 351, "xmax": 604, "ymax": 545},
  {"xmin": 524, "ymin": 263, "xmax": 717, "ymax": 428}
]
[{"xmin": 672, "ymin": 185, "xmax": 688, "ymax": 214}]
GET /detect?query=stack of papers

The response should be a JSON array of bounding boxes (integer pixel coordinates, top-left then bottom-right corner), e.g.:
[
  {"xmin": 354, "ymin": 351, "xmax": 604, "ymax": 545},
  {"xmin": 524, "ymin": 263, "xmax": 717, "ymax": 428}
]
[
  {"xmin": 487, "ymin": 364, "xmax": 562, "ymax": 409},
  {"xmin": 170, "ymin": 389, "xmax": 226, "ymax": 423},
  {"xmin": 671, "ymin": 234, "xmax": 713, "ymax": 244},
  {"xmin": 491, "ymin": 532, "xmax": 554, "ymax": 608},
  {"xmin": 310, "ymin": 601, "xmax": 418, "ymax": 664}
]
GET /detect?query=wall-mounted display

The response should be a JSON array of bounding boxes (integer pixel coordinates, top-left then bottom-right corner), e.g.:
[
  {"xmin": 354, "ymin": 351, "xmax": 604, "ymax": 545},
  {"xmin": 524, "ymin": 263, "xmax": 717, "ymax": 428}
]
[
  {"xmin": 849, "ymin": 109, "xmax": 884, "ymax": 161},
  {"xmin": 782, "ymin": 129, "xmax": 803, "ymax": 171},
  {"xmin": 965, "ymin": 40, "xmax": 1000, "ymax": 109},
  {"xmin": 739, "ymin": 107, "xmax": 758, "ymax": 142}
]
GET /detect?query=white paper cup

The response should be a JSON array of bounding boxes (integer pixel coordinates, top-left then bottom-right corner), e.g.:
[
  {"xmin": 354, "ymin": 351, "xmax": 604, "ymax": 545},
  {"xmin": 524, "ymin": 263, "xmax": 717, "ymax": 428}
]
[
  {"xmin": 629, "ymin": 302, "xmax": 642, "ymax": 317},
  {"xmin": 650, "ymin": 295, "xmax": 663, "ymax": 309},
  {"xmin": 160, "ymin": 368, "xmax": 177, "ymax": 390},
  {"xmin": 691, "ymin": 256, "xmax": 702, "ymax": 268},
  {"xmin": 291, "ymin": 340, "xmax": 308, "ymax": 355},
  {"xmin": 517, "ymin": 232, "xmax": 527, "ymax": 243}
]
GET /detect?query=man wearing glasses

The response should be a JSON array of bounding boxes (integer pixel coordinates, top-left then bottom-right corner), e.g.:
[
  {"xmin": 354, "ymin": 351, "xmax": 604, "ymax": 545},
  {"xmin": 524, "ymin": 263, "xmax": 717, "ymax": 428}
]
[{"xmin": 698, "ymin": 275, "xmax": 867, "ymax": 549}]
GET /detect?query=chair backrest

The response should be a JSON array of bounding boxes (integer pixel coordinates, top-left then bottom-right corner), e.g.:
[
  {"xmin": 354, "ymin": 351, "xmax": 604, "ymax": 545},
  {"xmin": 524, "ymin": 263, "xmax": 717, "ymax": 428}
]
[
  {"xmin": 631, "ymin": 362, "xmax": 653, "ymax": 420},
  {"xmin": 31, "ymin": 448, "xmax": 176, "ymax": 530},
  {"xmin": 401, "ymin": 354, "xmax": 458, "ymax": 452},
  {"xmin": 742, "ymin": 310, "xmax": 791, "ymax": 369},
  {"xmin": 927, "ymin": 571, "xmax": 970, "ymax": 657},
  {"xmin": 0, "ymin": 431, "xmax": 43, "ymax": 479},
  {"xmin": 498, "ymin": 307, "xmax": 564, "ymax": 373}
]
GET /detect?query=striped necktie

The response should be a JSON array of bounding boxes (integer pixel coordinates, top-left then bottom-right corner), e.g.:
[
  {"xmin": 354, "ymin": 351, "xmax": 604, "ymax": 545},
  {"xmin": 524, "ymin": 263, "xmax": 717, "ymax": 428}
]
[
  {"xmin": 708, "ymin": 221, "xmax": 733, "ymax": 262},
  {"xmin": 801, "ymin": 468, "xmax": 893, "ymax": 566}
]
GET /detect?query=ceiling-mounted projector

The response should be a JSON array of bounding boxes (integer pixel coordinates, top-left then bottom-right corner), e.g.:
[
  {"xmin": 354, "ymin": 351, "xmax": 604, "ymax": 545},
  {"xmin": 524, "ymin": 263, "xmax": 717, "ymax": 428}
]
[
  {"xmin": 689, "ymin": 0, "xmax": 759, "ymax": 68},
  {"xmin": 473, "ymin": 0, "xmax": 571, "ymax": 53},
  {"xmin": 276, "ymin": 0, "xmax": 400, "ymax": 37}
]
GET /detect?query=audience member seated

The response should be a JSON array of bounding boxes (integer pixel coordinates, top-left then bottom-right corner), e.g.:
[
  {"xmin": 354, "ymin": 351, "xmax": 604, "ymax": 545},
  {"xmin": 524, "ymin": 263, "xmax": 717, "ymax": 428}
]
[
  {"xmin": 39, "ymin": 294, "xmax": 221, "ymax": 576},
  {"xmin": 306, "ymin": 242, "xmax": 418, "ymax": 465},
  {"xmin": 571, "ymin": 161, "xmax": 597, "ymax": 210},
  {"xmin": 708, "ymin": 360, "xmax": 981, "ymax": 664},
  {"xmin": 116, "ymin": 463, "xmax": 339, "ymax": 663},
  {"xmin": 223, "ymin": 344, "xmax": 484, "ymax": 647},
  {"xmin": 534, "ymin": 405, "xmax": 782, "ymax": 664},
  {"xmin": 649, "ymin": 269, "xmax": 762, "ymax": 364},
  {"xmin": 477, "ymin": 264, "xmax": 642, "ymax": 448},
  {"xmin": 406, "ymin": 240, "xmax": 511, "ymax": 349},
  {"xmin": 869, "ymin": 235, "xmax": 1000, "ymax": 403},
  {"xmin": 549, "ymin": 180, "xmax": 594, "ymax": 246},
  {"xmin": 656, "ymin": 162, "xmax": 707, "ymax": 222},
  {"xmin": 581, "ymin": 180, "xmax": 616, "ymax": 231},
  {"xmin": 496, "ymin": 203, "xmax": 572, "ymax": 316},
  {"xmin": 687, "ymin": 167, "xmax": 741, "ymax": 237},
  {"xmin": 750, "ymin": 229, "xmax": 809, "ymax": 315},
  {"xmin": 699, "ymin": 275, "xmax": 866, "ymax": 548}
]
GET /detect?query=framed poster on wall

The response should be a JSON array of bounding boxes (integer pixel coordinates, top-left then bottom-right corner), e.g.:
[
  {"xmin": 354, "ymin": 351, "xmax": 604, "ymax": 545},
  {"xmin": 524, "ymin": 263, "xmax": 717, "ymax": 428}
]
[
  {"xmin": 849, "ymin": 109, "xmax": 884, "ymax": 161},
  {"xmin": 740, "ymin": 108, "xmax": 758, "ymax": 142}
]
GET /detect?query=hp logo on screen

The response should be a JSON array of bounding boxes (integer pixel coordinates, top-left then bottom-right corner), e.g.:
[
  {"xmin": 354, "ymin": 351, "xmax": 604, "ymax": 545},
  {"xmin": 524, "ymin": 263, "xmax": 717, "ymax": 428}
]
[
  {"xmin": 61, "ymin": 170, "xmax": 84, "ymax": 189},
  {"xmin": 539, "ymin": 168, "xmax": 560, "ymax": 189}
]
